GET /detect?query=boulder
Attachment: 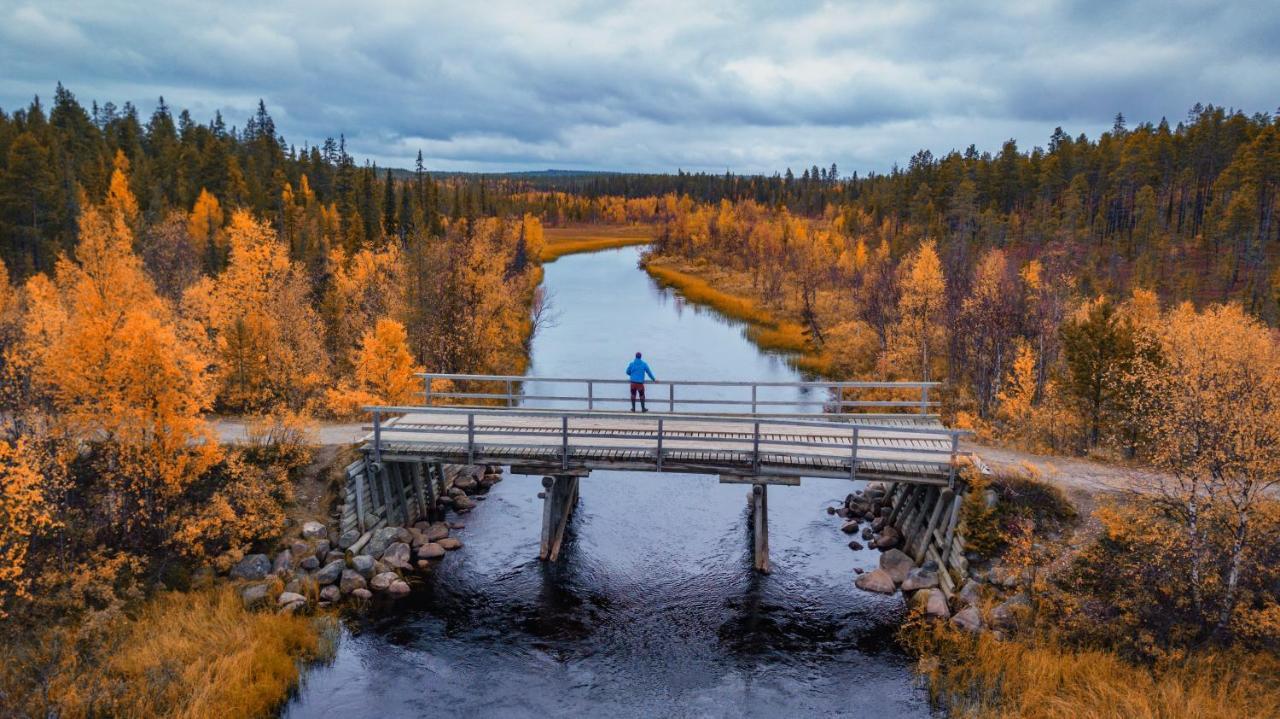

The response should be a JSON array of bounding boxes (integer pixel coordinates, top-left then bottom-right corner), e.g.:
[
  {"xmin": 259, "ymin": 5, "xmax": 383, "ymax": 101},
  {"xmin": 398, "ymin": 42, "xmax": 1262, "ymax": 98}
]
[
  {"xmin": 315, "ymin": 559, "xmax": 345, "ymax": 586},
  {"xmin": 826, "ymin": 506, "xmax": 837, "ymax": 516},
  {"xmin": 383, "ymin": 542, "xmax": 413, "ymax": 570},
  {"xmin": 854, "ymin": 568, "xmax": 897, "ymax": 594},
  {"xmin": 290, "ymin": 540, "xmax": 311, "ymax": 558},
  {"xmin": 417, "ymin": 543, "xmax": 446, "ymax": 560},
  {"xmin": 365, "ymin": 526, "xmax": 411, "ymax": 559},
  {"xmin": 277, "ymin": 591, "xmax": 306, "ymax": 607},
  {"xmin": 901, "ymin": 567, "xmax": 940, "ymax": 592},
  {"xmin": 301, "ymin": 521, "xmax": 327, "ymax": 540},
  {"xmin": 454, "ymin": 475, "xmax": 478, "ymax": 492},
  {"xmin": 272, "ymin": 550, "xmax": 293, "ymax": 576},
  {"xmin": 337, "ymin": 529, "xmax": 360, "ymax": 550},
  {"xmin": 241, "ymin": 583, "xmax": 272, "ymax": 609},
  {"xmin": 454, "ymin": 495, "xmax": 476, "ymax": 512},
  {"xmin": 957, "ymin": 579, "xmax": 984, "ymax": 607},
  {"xmin": 279, "ymin": 599, "xmax": 307, "ymax": 615},
  {"xmin": 840, "ymin": 521, "xmax": 859, "ymax": 534},
  {"xmin": 847, "ymin": 540, "xmax": 864, "ymax": 551},
  {"xmin": 351, "ymin": 588, "xmax": 373, "ymax": 601},
  {"xmin": 416, "ymin": 560, "xmax": 432, "ymax": 571},
  {"xmin": 872, "ymin": 525, "xmax": 902, "ymax": 549},
  {"xmin": 992, "ymin": 594, "xmax": 1032, "ymax": 631},
  {"xmin": 388, "ymin": 580, "xmax": 411, "ymax": 597},
  {"xmin": 437, "ymin": 537, "xmax": 462, "ymax": 551},
  {"xmin": 352, "ymin": 554, "xmax": 376, "ymax": 578},
  {"xmin": 319, "ymin": 585, "xmax": 341, "ymax": 603},
  {"xmin": 479, "ymin": 474, "xmax": 502, "ymax": 487},
  {"xmin": 989, "ymin": 564, "xmax": 1023, "ymax": 589},
  {"xmin": 284, "ymin": 579, "xmax": 303, "ymax": 595},
  {"xmin": 448, "ymin": 522, "xmax": 466, "ymax": 529},
  {"xmin": 860, "ymin": 527, "xmax": 875, "ymax": 541},
  {"xmin": 298, "ymin": 556, "xmax": 320, "ymax": 572},
  {"xmin": 425, "ymin": 523, "xmax": 450, "ymax": 542},
  {"xmin": 339, "ymin": 569, "xmax": 367, "ymax": 595},
  {"xmin": 413, "ymin": 521, "xmax": 432, "ymax": 532},
  {"xmin": 230, "ymin": 554, "xmax": 272, "ymax": 581},
  {"xmin": 313, "ymin": 539, "xmax": 331, "ymax": 559},
  {"xmin": 879, "ymin": 549, "xmax": 915, "ymax": 584},
  {"xmin": 324, "ymin": 550, "xmax": 345, "ymax": 565},
  {"xmin": 951, "ymin": 606, "xmax": 983, "ymax": 633},
  {"xmin": 923, "ymin": 588, "xmax": 951, "ymax": 619},
  {"xmin": 370, "ymin": 571, "xmax": 398, "ymax": 592}
]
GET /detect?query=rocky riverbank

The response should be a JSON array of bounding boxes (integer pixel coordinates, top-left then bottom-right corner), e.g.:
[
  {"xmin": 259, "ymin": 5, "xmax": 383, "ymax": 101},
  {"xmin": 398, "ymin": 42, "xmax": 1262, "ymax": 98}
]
[
  {"xmin": 230, "ymin": 464, "xmax": 503, "ymax": 613},
  {"xmin": 840, "ymin": 481, "xmax": 1028, "ymax": 638}
]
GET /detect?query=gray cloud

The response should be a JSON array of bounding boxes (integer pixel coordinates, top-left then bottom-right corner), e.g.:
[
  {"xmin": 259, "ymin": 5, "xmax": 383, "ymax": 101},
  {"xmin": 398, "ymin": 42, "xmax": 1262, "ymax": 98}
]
[{"xmin": 1, "ymin": 0, "xmax": 1276, "ymax": 173}]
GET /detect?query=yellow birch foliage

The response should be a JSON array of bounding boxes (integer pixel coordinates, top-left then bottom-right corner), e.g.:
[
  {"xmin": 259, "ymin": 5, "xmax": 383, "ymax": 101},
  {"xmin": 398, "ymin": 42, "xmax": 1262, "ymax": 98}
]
[
  {"xmin": 194, "ymin": 210, "xmax": 328, "ymax": 412},
  {"xmin": 188, "ymin": 188, "xmax": 225, "ymax": 259},
  {"xmin": 0, "ymin": 438, "xmax": 52, "ymax": 617},
  {"xmin": 890, "ymin": 239, "xmax": 947, "ymax": 381},
  {"xmin": 326, "ymin": 317, "xmax": 423, "ymax": 417},
  {"xmin": 323, "ymin": 244, "xmax": 406, "ymax": 371},
  {"xmin": 21, "ymin": 205, "xmax": 218, "ymax": 535},
  {"xmin": 105, "ymin": 150, "xmax": 139, "ymax": 225}
]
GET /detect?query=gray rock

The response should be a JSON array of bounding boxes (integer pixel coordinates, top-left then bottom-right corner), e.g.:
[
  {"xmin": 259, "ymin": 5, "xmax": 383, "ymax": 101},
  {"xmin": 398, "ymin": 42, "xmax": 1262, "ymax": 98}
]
[
  {"xmin": 992, "ymin": 593, "xmax": 1032, "ymax": 631},
  {"xmin": 272, "ymin": 550, "xmax": 293, "ymax": 575},
  {"xmin": 416, "ymin": 560, "xmax": 432, "ymax": 571},
  {"xmin": 337, "ymin": 529, "xmax": 360, "ymax": 550},
  {"xmin": 315, "ymin": 559, "xmax": 345, "ymax": 586},
  {"xmin": 283, "ymin": 578, "xmax": 303, "ymax": 595},
  {"xmin": 230, "ymin": 554, "xmax": 272, "ymax": 581},
  {"xmin": 847, "ymin": 540, "xmax": 864, "ymax": 551},
  {"xmin": 854, "ymin": 568, "xmax": 897, "ymax": 594},
  {"xmin": 872, "ymin": 525, "xmax": 902, "ymax": 549},
  {"xmin": 352, "ymin": 554, "xmax": 376, "ymax": 578},
  {"xmin": 278, "ymin": 599, "xmax": 307, "ymax": 615},
  {"xmin": 302, "ymin": 521, "xmax": 327, "ymax": 540},
  {"xmin": 339, "ymin": 569, "xmax": 367, "ymax": 594},
  {"xmin": 417, "ymin": 542, "xmax": 446, "ymax": 560},
  {"xmin": 840, "ymin": 521, "xmax": 859, "ymax": 534},
  {"xmin": 319, "ymin": 585, "xmax": 341, "ymax": 603},
  {"xmin": 860, "ymin": 527, "xmax": 875, "ymax": 541},
  {"xmin": 276, "ymin": 591, "xmax": 306, "ymax": 606},
  {"xmin": 924, "ymin": 588, "xmax": 951, "ymax": 619},
  {"xmin": 479, "ymin": 474, "xmax": 502, "ymax": 487},
  {"xmin": 989, "ymin": 564, "xmax": 1023, "ymax": 589},
  {"xmin": 454, "ymin": 475, "xmax": 478, "ymax": 492},
  {"xmin": 370, "ymin": 571, "xmax": 398, "ymax": 592},
  {"xmin": 388, "ymin": 580, "xmax": 411, "ymax": 597},
  {"xmin": 454, "ymin": 495, "xmax": 476, "ymax": 512},
  {"xmin": 290, "ymin": 540, "xmax": 311, "ymax": 558},
  {"xmin": 425, "ymin": 523, "xmax": 450, "ymax": 542},
  {"xmin": 324, "ymin": 550, "xmax": 345, "ymax": 565},
  {"xmin": 365, "ymin": 526, "xmax": 412, "ymax": 559},
  {"xmin": 351, "ymin": 588, "xmax": 373, "ymax": 600},
  {"xmin": 298, "ymin": 555, "xmax": 319, "ymax": 571},
  {"xmin": 879, "ymin": 548, "xmax": 915, "ymax": 584},
  {"xmin": 241, "ymin": 583, "xmax": 271, "ymax": 608},
  {"xmin": 437, "ymin": 537, "xmax": 462, "ymax": 551},
  {"xmin": 383, "ymin": 542, "xmax": 413, "ymax": 570},
  {"xmin": 901, "ymin": 567, "xmax": 940, "ymax": 592},
  {"xmin": 957, "ymin": 579, "xmax": 984, "ymax": 607},
  {"xmin": 951, "ymin": 606, "xmax": 983, "ymax": 633},
  {"xmin": 313, "ymin": 539, "xmax": 331, "ymax": 559}
]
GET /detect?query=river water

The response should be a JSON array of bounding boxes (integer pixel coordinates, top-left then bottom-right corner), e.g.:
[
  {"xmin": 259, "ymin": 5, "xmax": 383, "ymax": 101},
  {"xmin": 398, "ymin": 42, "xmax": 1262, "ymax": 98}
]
[{"xmin": 284, "ymin": 247, "xmax": 932, "ymax": 718}]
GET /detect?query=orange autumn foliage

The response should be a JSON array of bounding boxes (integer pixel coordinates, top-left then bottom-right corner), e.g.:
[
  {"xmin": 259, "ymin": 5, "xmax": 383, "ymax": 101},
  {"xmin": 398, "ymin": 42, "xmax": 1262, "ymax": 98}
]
[
  {"xmin": 0, "ymin": 438, "xmax": 52, "ymax": 617},
  {"xmin": 326, "ymin": 317, "xmax": 423, "ymax": 417}
]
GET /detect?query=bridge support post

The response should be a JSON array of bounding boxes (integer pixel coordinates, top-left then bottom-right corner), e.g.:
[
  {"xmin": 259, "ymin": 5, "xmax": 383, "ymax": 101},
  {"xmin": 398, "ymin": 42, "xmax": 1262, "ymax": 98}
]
[
  {"xmin": 540, "ymin": 475, "xmax": 580, "ymax": 562},
  {"xmin": 750, "ymin": 483, "xmax": 770, "ymax": 574}
]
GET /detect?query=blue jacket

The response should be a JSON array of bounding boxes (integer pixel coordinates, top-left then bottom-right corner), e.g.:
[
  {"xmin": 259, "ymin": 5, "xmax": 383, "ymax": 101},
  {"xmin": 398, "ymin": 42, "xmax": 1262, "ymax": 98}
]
[{"xmin": 626, "ymin": 358, "xmax": 656, "ymax": 383}]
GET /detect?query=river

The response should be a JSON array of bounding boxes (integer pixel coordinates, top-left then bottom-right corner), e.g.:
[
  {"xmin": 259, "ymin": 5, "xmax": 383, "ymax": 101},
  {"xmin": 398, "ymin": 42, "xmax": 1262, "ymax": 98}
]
[{"xmin": 284, "ymin": 246, "xmax": 932, "ymax": 718}]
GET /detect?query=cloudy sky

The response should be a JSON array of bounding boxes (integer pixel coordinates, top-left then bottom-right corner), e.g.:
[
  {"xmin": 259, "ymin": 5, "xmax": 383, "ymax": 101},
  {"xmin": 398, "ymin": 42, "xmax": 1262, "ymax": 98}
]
[{"xmin": 2, "ymin": 0, "xmax": 1277, "ymax": 174}]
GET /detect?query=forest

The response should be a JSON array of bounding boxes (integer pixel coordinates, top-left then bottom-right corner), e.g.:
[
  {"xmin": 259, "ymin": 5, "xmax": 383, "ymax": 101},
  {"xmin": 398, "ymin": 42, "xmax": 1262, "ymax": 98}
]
[{"xmin": 0, "ymin": 84, "xmax": 1278, "ymax": 715}]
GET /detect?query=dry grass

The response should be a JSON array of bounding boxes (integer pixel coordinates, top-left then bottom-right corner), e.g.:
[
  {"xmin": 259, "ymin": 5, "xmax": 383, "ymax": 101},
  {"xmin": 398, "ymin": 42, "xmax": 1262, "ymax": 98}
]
[
  {"xmin": 2, "ymin": 584, "xmax": 336, "ymax": 719},
  {"xmin": 909, "ymin": 624, "xmax": 1280, "ymax": 719},
  {"xmin": 540, "ymin": 225, "xmax": 654, "ymax": 262}
]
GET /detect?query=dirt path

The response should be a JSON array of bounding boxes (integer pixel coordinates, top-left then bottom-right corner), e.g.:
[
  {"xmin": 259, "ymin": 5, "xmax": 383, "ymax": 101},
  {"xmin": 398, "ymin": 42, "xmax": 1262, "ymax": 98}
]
[{"xmin": 212, "ymin": 418, "xmax": 366, "ymax": 446}]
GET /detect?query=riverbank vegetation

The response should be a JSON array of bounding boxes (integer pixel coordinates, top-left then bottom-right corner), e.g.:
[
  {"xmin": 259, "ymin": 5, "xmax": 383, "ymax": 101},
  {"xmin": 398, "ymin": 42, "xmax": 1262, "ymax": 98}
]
[
  {"xmin": 0, "ymin": 87, "xmax": 552, "ymax": 716},
  {"xmin": 540, "ymin": 224, "xmax": 652, "ymax": 262}
]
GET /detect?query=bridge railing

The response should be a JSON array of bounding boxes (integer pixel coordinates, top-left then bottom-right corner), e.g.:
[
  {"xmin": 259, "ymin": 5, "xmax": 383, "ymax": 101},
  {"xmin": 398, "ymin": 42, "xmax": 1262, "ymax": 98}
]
[
  {"xmin": 417, "ymin": 372, "xmax": 941, "ymax": 417},
  {"xmin": 365, "ymin": 405, "xmax": 971, "ymax": 484}
]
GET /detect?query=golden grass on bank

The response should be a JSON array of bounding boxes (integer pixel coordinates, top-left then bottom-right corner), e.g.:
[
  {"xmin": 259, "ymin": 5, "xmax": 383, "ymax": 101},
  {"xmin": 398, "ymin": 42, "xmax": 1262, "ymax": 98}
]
[
  {"xmin": 913, "ymin": 626, "xmax": 1280, "ymax": 719},
  {"xmin": 7, "ymin": 585, "xmax": 336, "ymax": 719},
  {"xmin": 540, "ymin": 226, "xmax": 654, "ymax": 262}
]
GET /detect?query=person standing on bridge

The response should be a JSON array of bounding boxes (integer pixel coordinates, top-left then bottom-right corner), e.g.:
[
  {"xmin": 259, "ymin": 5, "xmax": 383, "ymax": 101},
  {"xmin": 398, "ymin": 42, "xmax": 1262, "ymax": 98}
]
[{"xmin": 626, "ymin": 352, "xmax": 657, "ymax": 412}]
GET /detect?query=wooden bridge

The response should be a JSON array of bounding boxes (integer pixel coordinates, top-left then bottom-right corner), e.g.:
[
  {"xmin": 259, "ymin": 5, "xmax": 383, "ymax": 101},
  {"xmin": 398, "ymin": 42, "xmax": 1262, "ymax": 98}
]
[{"xmin": 351, "ymin": 373, "xmax": 971, "ymax": 573}]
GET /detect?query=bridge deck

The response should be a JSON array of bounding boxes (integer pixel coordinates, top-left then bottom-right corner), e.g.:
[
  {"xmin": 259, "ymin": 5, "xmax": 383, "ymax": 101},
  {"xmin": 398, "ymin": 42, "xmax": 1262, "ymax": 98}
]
[{"xmin": 363, "ymin": 407, "xmax": 964, "ymax": 485}]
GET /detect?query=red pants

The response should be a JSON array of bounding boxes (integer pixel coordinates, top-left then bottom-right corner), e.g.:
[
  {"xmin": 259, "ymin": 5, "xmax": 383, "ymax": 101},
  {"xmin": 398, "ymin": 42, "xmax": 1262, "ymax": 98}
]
[{"xmin": 630, "ymin": 382, "xmax": 646, "ymax": 403}]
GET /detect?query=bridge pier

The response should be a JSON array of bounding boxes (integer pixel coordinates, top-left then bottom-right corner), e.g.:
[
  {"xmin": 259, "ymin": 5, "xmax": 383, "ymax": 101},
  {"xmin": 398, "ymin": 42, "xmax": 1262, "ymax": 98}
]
[
  {"xmin": 540, "ymin": 474, "xmax": 580, "ymax": 562},
  {"xmin": 749, "ymin": 483, "xmax": 770, "ymax": 574}
]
